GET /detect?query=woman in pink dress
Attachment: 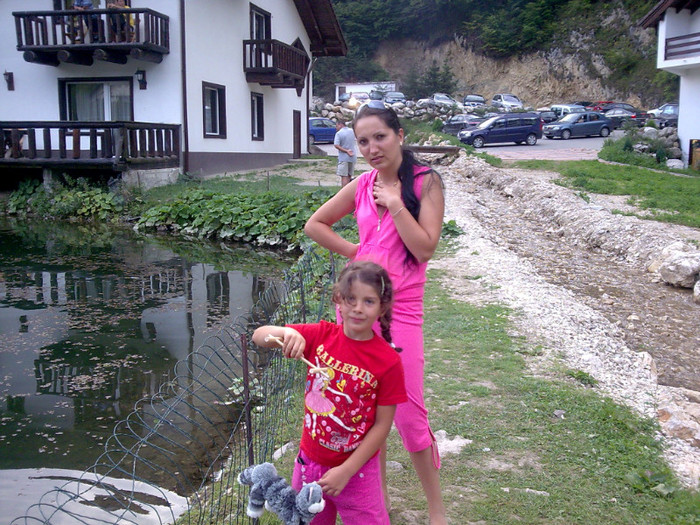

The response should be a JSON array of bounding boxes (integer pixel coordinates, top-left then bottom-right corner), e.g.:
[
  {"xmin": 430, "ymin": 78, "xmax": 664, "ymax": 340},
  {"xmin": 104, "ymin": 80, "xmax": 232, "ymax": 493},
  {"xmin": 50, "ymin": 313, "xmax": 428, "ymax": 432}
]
[{"xmin": 305, "ymin": 102, "xmax": 446, "ymax": 524}]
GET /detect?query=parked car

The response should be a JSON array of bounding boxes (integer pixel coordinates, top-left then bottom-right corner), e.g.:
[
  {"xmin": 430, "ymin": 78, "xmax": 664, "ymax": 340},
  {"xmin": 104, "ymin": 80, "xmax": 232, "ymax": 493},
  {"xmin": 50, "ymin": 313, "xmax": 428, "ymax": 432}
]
[
  {"xmin": 550, "ymin": 104, "xmax": 586, "ymax": 119},
  {"xmin": 571, "ymin": 100, "xmax": 594, "ymax": 109},
  {"xmin": 462, "ymin": 94, "xmax": 486, "ymax": 108},
  {"xmin": 543, "ymin": 111, "xmax": 612, "ymax": 139},
  {"xmin": 654, "ymin": 103, "xmax": 679, "ymax": 128},
  {"xmin": 418, "ymin": 93, "xmax": 463, "ymax": 110},
  {"xmin": 589, "ymin": 101, "xmax": 614, "ymax": 111},
  {"xmin": 441, "ymin": 113, "xmax": 484, "ymax": 135},
  {"xmin": 384, "ymin": 91, "xmax": 406, "ymax": 104},
  {"xmin": 491, "ymin": 93, "xmax": 523, "ymax": 111},
  {"xmin": 599, "ymin": 102, "xmax": 637, "ymax": 113},
  {"xmin": 647, "ymin": 102, "xmax": 678, "ymax": 118},
  {"xmin": 308, "ymin": 117, "xmax": 337, "ymax": 145},
  {"xmin": 369, "ymin": 90, "xmax": 384, "ymax": 100},
  {"xmin": 348, "ymin": 92, "xmax": 370, "ymax": 109},
  {"xmin": 605, "ymin": 108, "xmax": 646, "ymax": 129},
  {"xmin": 337, "ymin": 92, "xmax": 351, "ymax": 103},
  {"xmin": 457, "ymin": 112, "xmax": 542, "ymax": 147},
  {"xmin": 537, "ymin": 110, "xmax": 559, "ymax": 123}
]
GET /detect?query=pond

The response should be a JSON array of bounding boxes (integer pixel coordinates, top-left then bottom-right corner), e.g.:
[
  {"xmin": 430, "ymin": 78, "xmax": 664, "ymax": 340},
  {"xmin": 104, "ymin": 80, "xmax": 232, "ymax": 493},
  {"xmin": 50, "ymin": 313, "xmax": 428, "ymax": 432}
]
[{"xmin": 0, "ymin": 217, "xmax": 292, "ymax": 473}]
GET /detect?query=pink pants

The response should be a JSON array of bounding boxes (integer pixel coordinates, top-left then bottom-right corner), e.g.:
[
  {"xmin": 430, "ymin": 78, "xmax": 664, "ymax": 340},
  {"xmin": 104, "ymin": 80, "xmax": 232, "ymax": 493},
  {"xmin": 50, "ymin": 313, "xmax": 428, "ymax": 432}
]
[
  {"xmin": 292, "ymin": 450, "xmax": 389, "ymax": 525},
  {"xmin": 338, "ymin": 295, "xmax": 440, "ymax": 467}
]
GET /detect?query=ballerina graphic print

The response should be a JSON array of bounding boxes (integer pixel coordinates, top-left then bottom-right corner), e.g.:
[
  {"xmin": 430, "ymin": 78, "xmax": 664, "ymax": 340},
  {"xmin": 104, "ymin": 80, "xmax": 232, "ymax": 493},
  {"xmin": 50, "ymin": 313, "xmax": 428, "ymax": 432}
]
[{"xmin": 303, "ymin": 345, "xmax": 377, "ymax": 453}]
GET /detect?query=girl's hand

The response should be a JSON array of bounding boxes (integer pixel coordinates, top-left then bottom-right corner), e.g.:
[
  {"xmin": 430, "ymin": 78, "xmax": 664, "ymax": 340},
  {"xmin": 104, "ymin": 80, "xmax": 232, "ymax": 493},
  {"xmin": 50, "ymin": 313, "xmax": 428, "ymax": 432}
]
[
  {"xmin": 372, "ymin": 178, "xmax": 402, "ymax": 210},
  {"xmin": 317, "ymin": 465, "xmax": 352, "ymax": 497},
  {"xmin": 281, "ymin": 327, "xmax": 305, "ymax": 359}
]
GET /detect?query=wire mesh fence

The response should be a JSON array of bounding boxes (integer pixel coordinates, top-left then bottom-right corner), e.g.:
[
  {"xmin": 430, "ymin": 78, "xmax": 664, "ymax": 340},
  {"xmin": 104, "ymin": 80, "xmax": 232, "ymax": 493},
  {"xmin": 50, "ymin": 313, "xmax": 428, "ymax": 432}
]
[{"xmin": 11, "ymin": 245, "xmax": 337, "ymax": 525}]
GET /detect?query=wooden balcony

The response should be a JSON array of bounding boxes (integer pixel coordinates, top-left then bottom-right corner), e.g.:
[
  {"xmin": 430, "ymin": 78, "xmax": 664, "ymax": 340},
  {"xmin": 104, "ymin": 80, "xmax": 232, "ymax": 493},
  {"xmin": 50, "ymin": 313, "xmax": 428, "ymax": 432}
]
[
  {"xmin": 13, "ymin": 9, "xmax": 169, "ymax": 66},
  {"xmin": 665, "ymin": 31, "xmax": 700, "ymax": 61},
  {"xmin": 243, "ymin": 39, "xmax": 310, "ymax": 90},
  {"xmin": 1, "ymin": 121, "xmax": 180, "ymax": 171}
]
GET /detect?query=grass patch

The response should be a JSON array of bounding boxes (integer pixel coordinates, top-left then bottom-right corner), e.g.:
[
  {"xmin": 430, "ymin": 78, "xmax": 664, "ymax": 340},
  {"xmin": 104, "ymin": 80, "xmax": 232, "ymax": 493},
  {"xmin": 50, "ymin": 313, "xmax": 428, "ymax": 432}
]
[
  {"xmin": 511, "ymin": 159, "xmax": 700, "ymax": 228},
  {"xmin": 380, "ymin": 272, "xmax": 700, "ymax": 524},
  {"xmin": 142, "ymin": 161, "xmax": 338, "ymax": 207}
]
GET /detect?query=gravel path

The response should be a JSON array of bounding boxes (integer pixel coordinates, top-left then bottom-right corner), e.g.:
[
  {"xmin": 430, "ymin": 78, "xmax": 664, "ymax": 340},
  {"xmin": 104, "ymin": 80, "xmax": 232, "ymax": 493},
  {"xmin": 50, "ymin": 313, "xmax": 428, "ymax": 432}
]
[{"xmin": 431, "ymin": 152, "xmax": 700, "ymax": 488}]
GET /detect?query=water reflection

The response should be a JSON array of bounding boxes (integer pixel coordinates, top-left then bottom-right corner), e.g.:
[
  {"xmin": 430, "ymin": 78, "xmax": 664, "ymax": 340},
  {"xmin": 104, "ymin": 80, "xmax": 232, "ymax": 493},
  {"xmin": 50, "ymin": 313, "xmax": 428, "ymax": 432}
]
[{"xmin": 0, "ymin": 218, "xmax": 290, "ymax": 470}]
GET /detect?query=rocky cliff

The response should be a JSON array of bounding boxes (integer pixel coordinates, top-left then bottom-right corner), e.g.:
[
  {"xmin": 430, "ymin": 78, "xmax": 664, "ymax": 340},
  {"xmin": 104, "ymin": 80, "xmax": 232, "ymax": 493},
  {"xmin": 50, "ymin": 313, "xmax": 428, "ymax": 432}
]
[{"xmin": 373, "ymin": 9, "xmax": 661, "ymax": 109}]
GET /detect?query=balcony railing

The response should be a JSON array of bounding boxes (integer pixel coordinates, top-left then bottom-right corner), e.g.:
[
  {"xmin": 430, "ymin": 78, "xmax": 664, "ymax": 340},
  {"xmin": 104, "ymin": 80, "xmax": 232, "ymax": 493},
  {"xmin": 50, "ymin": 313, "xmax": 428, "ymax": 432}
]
[
  {"xmin": 1, "ymin": 121, "xmax": 180, "ymax": 171},
  {"xmin": 13, "ymin": 9, "xmax": 169, "ymax": 66},
  {"xmin": 665, "ymin": 31, "xmax": 700, "ymax": 60},
  {"xmin": 243, "ymin": 39, "xmax": 309, "ymax": 89}
]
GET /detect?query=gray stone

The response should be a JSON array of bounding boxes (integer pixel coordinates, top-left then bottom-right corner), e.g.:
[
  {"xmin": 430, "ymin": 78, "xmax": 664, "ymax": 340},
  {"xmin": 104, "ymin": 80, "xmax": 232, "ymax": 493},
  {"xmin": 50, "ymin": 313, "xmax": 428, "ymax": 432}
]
[
  {"xmin": 667, "ymin": 147, "xmax": 683, "ymax": 160},
  {"xmin": 666, "ymin": 159, "xmax": 685, "ymax": 169},
  {"xmin": 658, "ymin": 252, "xmax": 700, "ymax": 288},
  {"xmin": 643, "ymin": 127, "xmax": 659, "ymax": 139}
]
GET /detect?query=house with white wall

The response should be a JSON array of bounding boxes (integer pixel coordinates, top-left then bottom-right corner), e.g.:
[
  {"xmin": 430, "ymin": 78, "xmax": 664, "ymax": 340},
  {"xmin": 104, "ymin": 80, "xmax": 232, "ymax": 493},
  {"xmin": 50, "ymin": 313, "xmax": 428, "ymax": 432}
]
[
  {"xmin": 334, "ymin": 81, "xmax": 397, "ymax": 102},
  {"xmin": 0, "ymin": 0, "xmax": 346, "ymax": 184},
  {"xmin": 641, "ymin": 0, "xmax": 700, "ymax": 168}
]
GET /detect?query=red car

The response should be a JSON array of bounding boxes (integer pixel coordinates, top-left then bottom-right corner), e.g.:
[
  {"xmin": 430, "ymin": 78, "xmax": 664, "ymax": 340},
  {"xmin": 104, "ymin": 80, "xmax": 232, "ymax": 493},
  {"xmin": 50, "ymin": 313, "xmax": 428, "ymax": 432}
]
[{"xmin": 589, "ymin": 101, "xmax": 614, "ymax": 111}]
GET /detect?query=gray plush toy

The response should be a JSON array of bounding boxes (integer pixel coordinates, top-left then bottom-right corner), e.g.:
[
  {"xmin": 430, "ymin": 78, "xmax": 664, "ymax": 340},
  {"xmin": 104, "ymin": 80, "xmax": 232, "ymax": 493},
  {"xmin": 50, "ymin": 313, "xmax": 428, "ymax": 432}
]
[{"xmin": 238, "ymin": 462, "xmax": 325, "ymax": 525}]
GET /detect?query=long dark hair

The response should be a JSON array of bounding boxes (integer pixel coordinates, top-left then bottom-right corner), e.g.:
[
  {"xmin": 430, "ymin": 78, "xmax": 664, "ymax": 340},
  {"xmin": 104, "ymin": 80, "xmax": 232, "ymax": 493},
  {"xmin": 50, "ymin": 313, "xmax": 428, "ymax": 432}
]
[
  {"xmin": 332, "ymin": 260, "xmax": 400, "ymax": 352},
  {"xmin": 355, "ymin": 105, "xmax": 443, "ymax": 266}
]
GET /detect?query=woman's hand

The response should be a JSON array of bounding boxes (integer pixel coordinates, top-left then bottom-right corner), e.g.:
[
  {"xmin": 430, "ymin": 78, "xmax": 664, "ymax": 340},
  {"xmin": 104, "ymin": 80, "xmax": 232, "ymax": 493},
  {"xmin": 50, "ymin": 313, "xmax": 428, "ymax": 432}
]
[
  {"xmin": 372, "ymin": 178, "xmax": 402, "ymax": 211},
  {"xmin": 317, "ymin": 464, "xmax": 353, "ymax": 497}
]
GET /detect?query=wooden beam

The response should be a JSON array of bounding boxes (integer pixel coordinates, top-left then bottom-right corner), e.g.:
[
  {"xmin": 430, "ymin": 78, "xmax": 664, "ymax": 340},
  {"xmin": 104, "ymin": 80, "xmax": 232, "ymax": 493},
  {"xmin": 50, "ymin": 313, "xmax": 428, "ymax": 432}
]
[
  {"xmin": 23, "ymin": 50, "xmax": 59, "ymax": 66},
  {"xmin": 57, "ymin": 49, "xmax": 94, "ymax": 65},
  {"xmin": 129, "ymin": 48, "xmax": 164, "ymax": 63},
  {"xmin": 93, "ymin": 48, "xmax": 128, "ymax": 64}
]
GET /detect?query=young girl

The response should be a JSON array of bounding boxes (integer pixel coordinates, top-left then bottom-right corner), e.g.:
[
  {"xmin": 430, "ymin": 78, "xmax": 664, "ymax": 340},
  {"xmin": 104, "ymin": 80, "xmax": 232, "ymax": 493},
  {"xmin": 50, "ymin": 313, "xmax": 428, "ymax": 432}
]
[{"xmin": 252, "ymin": 261, "xmax": 406, "ymax": 525}]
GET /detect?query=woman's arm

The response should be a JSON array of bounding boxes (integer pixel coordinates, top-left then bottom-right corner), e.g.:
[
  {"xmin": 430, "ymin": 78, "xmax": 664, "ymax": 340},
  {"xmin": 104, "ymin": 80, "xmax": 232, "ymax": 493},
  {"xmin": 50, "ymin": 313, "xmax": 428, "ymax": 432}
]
[
  {"xmin": 377, "ymin": 171, "xmax": 445, "ymax": 263},
  {"xmin": 304, "ymin": 179, "xmax": 360, "ymax": 259},
  {"xmin": 316, "ymin": 404, "xmax": 396, "ymax": 496},
  {"xmin": 251, "ymin": 325, "xmax": 305, "ymax": 360}
]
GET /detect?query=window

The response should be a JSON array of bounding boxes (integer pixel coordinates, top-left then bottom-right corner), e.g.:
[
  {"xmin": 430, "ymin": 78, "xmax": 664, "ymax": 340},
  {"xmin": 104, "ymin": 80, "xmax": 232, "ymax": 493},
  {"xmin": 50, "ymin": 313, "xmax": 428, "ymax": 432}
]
[
  {"xmin": 251, "ymin": 92, "xmax": 264, "ymax": 140},
  {"xmin": 202, "ymin": 82, "xmax": 226, "ymax": 138},
  {"xmin": 60, "ymin": 78, "xmax": 132, "ymax": 121},
  {"xmin": 250, "ymin": 4, "xmax": 271, "ymax": 40}
]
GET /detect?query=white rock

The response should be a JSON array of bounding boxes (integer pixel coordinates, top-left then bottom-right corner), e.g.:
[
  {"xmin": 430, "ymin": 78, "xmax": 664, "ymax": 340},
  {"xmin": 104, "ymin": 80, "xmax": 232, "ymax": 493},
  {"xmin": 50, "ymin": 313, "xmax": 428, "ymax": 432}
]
[{"xmin": 658, "ymin": 252, "xmax": 700, "ymax": 288}]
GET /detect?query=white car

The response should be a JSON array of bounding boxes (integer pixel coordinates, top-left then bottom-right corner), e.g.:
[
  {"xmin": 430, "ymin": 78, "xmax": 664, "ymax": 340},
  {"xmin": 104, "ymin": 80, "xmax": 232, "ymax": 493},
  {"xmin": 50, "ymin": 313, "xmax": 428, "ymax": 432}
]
[
  {"xmin": 647, "ymin": 102, "xmax": 677, "ymax": 118},
  {"xmin": 417, "ymin": 93, "xmax": 463, "ymax": 110},
  {"xmin": 491, "ymin": 93, "xmax": 523, "ymax": 112}
]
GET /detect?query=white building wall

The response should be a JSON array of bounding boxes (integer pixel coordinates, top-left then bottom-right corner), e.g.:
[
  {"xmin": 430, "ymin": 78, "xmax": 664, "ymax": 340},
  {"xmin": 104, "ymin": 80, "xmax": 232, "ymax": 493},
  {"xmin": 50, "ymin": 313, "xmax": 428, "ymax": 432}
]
[
  {"xmin": 184, "ymin": 0, "xmax": 311, "ymax": 156},
  {"xmin": 0, "ymin": 0, "xmax": 183, "ymax": 124},
  {"xmin": 656, "ymin": 9, "xmax": 700, "ymax": 166},
  {"xmin": 657, "ymin": 10, "xmax": 700, "ymax": 71},
  {"xmin": 678, "ymin": 68, "xmax": 700, "ymax": 164}
]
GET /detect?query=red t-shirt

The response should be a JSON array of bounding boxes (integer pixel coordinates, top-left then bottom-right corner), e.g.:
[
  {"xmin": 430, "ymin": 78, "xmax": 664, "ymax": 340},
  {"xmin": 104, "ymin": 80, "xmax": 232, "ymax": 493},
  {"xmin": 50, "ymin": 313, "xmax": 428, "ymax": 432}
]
[{"xmin": 287, "ymin": 321, "xmax": 407, "ymax": 467}]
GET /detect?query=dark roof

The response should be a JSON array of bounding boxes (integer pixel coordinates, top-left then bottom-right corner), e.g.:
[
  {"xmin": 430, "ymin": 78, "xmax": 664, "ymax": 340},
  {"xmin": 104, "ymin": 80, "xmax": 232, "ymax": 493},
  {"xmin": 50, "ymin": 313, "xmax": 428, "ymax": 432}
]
[
  {"xmin": 640, "ymin": 0, "xmax": 700, "ymax": 28},
  {"xmin": 293, "ymin": 0, "xmax": 347, "ymax": 57}
]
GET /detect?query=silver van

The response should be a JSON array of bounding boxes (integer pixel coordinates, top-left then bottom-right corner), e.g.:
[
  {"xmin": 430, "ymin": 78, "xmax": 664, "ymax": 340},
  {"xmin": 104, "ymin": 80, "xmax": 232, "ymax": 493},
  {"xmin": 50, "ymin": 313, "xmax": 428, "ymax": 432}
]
[{"xmin": 550, "ymin": 104, "xmax": 586, "ymax": 119}]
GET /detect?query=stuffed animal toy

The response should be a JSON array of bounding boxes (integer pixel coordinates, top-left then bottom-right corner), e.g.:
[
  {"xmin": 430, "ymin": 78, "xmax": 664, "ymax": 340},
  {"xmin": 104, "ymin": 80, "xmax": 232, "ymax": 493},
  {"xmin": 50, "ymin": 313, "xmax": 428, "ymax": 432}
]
[{"xmin": 238, "ymin": 462, "xmax": 325, "ymax": 525}]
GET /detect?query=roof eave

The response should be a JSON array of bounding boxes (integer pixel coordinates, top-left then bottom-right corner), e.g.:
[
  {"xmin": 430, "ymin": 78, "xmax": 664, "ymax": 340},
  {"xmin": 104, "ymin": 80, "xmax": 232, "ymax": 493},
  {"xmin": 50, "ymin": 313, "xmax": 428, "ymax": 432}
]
[{"xmin": 293, "ymin": 0, "xmax": 348, "ymax": 57}]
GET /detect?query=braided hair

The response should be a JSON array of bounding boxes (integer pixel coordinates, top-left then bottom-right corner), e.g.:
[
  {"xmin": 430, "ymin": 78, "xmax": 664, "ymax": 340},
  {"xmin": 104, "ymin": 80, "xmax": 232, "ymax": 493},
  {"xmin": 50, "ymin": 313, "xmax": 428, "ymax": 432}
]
[{"xmin": 332, "ymin": 260, "xmax": 401, "ymax": 352}]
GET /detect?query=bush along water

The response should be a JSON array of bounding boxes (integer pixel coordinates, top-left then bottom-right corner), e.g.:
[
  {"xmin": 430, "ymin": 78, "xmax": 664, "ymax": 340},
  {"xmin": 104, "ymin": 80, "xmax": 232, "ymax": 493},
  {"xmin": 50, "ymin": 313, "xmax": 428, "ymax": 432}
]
[
  {"xmin": 6, "ymin": 177, "xmax": 123, "ymax": 221},
  {"xmin": 135, "ymin": 188, "xmax": 335, "ymax": 249}
]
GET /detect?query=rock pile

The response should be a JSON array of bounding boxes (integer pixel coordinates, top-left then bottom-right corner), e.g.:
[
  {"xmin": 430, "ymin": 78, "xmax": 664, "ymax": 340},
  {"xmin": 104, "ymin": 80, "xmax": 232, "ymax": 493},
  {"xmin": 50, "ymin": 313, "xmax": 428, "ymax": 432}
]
[{"xmin": 310, "ymin": 97, "xmax": 464, "ymax": 124}]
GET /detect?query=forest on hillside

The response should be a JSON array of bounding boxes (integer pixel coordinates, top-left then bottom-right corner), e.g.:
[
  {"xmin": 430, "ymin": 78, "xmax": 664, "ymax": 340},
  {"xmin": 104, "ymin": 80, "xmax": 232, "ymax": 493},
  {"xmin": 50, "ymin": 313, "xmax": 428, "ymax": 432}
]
[{"xmin": 314, "ymin": 0, "xmax": 677, "ymax": 104}]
